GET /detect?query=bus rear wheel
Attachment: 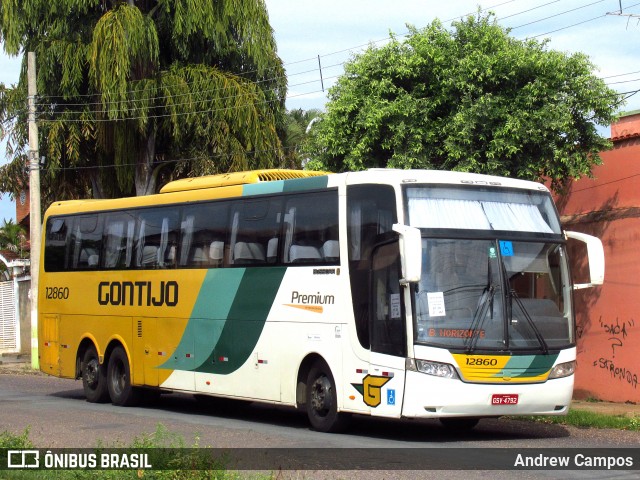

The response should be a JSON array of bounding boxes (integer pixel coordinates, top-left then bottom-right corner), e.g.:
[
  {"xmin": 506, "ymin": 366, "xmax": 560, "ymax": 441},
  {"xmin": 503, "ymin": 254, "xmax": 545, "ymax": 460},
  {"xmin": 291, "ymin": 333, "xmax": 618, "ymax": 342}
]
[
  {"xmin": 305, "ymin": 360, "xmax": 350, "ymax": 433},
  {"xmin": 81, "ymin": 346, "xmax": 109, "ymax": 403},
  {"xmin": 107, "ymin": 346, "xmax": 141, "ymax": 406}
]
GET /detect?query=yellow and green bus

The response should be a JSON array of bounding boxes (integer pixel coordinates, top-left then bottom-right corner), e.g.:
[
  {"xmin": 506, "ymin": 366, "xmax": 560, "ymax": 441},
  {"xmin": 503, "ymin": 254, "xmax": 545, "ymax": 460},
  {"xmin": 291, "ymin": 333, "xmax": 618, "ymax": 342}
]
[{"xmin": 39, "ymin": 168, "xmax": 604, "ymax": 432}]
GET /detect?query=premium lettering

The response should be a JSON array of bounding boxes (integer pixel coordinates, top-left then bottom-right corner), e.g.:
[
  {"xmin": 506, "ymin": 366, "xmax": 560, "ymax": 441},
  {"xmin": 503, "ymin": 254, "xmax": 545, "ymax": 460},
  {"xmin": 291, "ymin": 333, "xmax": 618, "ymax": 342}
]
[
  {"xmin": 291, "ymin": 291, "xmax": 335, "ymax": 305},
  {"xmin": 98, "ymin": 281, "xmax": 178, "ymax": 307}
]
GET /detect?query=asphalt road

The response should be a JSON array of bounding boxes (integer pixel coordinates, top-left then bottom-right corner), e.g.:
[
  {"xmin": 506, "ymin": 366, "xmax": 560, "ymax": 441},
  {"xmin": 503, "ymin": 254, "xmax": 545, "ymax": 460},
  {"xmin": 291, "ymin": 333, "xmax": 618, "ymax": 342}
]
[{"xmin": 1, "ymin": 372, "xmax": 638, "ymax": 479}]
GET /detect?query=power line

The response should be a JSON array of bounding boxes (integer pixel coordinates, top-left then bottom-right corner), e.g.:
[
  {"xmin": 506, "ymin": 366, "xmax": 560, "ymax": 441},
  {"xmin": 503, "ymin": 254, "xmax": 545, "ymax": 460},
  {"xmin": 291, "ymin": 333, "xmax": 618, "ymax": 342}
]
[
  {"xmin": 509, "ymin": 0, "xmax": 605, "ymax": 30},
  {"xmin": 499, "ymin": 0, "xmax": 561, "ymax": 20},
  {"xmin": 6, "ymin": 0, "xmax": 637, "ymax": 125},
  {"xmin": 39, "ymin": 2, "xmax": 615, "ymax": 112}
]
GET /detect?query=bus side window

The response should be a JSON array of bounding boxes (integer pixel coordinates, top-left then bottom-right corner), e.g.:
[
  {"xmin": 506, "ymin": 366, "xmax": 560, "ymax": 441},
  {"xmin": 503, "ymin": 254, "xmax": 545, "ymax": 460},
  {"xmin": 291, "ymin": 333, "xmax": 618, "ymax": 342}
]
[
  {"xmin": 283, "ymin": 190, "xmax": 339, "ymax": 265},
  {"xmin": 135, "ymin": 208, "xmax": 179, "ymax": 269},
  {"xmin": 180, "ymin": 202, "xmax": 230, "ymax": 267},
  {"xmin": 103, "ymin": 214, "xmax": 136, "ymax": 269},
  {"xmin": 71, "ymin": 215, "xmax": 103, "ymax": 270},
  {"xmin": 230, "ymin": 198, "xmax": 282, "ymax": 266},
  {"xmin": 44, "ymin": 217, "xmax": 69, "ymax": 272}
]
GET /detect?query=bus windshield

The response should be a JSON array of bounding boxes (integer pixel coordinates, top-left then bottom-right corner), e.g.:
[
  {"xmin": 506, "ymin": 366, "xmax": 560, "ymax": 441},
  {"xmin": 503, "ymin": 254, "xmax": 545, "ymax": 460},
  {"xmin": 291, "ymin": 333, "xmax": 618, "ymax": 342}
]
[
  {"xmin": 413, "ymin": 238, "xmax": 572, "ymax": 351},
  {"xmin": 405, "ymin": 185, "xmax": 571, "ymax": 352}
]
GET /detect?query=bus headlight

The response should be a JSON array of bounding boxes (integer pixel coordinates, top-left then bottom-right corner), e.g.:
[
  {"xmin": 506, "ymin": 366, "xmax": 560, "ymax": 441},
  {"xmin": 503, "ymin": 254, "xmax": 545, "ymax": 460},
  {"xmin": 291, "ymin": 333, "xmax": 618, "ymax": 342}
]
[
  {"xmin": 407, "ymin": 358, "xmax": 459, "ymax": 379},
  {"xmin": 548, "ymin": 361, "xmax": 575, "ymax": 379}
]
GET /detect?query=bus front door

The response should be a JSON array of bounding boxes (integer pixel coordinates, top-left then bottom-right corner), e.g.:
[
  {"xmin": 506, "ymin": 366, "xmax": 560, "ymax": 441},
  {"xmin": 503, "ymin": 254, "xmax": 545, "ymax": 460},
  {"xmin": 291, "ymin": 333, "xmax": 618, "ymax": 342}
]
[{"xmin": 368, "ymin": 241, "xmax": 406, "ymax": 418}]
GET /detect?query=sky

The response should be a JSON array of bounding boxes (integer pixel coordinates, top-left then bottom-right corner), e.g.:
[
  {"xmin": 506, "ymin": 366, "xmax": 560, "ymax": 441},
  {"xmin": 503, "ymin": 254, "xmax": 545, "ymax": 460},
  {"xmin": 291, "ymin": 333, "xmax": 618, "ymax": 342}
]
[{"xmin": 1, "ymin": 0, "xmax": 639, "ymax": 222}]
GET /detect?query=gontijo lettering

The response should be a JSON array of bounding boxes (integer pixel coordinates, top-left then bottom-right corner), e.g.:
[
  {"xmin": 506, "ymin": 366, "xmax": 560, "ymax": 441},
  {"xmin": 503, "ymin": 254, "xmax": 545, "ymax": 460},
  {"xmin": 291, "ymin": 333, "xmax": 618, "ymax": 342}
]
[{"xmin": 98, "ymin": 281, "xmax": 178, "ymax": 307}]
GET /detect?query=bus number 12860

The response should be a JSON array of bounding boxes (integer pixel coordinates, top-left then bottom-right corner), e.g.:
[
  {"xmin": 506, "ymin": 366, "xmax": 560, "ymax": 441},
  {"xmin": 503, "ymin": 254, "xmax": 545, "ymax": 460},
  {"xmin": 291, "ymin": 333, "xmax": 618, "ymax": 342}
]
[
  {"xmin": 466, "ymin": 357, "xmax": 498, "ymax": 367},
  {"xmin": 45, "ymin": 286, "xmax": 70, "ymax": 300}
]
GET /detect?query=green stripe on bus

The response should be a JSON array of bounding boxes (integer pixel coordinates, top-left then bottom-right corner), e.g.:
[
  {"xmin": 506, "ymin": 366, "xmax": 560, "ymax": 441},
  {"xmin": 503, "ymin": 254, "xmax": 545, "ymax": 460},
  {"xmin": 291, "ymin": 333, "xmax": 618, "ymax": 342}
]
[
  {"xmin": 498, "ymin": 353, "xmax": 558, "ymax": 378},
  {"xmin": 243, "ymin": 181, "xmax": 285, "ymax": 196},
  {"xmin": 158, "ymin": 269, "xmax": 246, "ymax": 371},
  {"xmin": 283, "ymin": 175, "xmax": 328, "ymax": 192},
  {"xmin": 194, "ymin": 267, "xmax": 287, "ymax": 374},
  {"xmin": 241, "ymin": 175, "xmax": 329, "ymax": 196}
]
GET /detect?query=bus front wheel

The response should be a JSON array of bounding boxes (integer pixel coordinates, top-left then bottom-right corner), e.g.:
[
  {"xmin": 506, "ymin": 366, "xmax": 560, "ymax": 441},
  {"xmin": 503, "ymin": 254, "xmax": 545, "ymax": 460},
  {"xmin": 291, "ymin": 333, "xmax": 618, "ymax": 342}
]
[
  {"xmin": 305, "ymin": 361, "xmax": 350, "ymax": 433},
  {"xmin": 81, "ymin": 346, "xmax": 109, "ymax": 403},
  {"xmin": 107, "ymin": 346, "xmax": 141, "ymax": 406}
]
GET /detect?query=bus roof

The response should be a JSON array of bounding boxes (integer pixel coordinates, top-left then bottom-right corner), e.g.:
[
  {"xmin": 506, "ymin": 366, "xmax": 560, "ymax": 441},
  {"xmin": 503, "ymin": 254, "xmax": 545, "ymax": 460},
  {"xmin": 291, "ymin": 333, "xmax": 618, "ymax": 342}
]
[
  {"xmin": 159, "ymin": 169, "xmax": 329, "ymax": 193},
  {"xmin": 345, "ymin": 169, "xmax": 550, "ymax": 193},
  {"xmin": 43, "ymin": 169, "xmax": 550, "ymax": 217}
]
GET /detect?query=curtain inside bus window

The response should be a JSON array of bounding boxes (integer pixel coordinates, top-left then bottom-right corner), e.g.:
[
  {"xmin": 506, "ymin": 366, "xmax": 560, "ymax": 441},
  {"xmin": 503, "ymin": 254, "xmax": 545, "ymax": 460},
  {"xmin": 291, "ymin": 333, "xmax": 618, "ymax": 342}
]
[
  {"xmin": 104, "ymin": 220, "xmax": 125, "ymax": 268},
  {"xmin": 406, "ymin": 187, "xmax": 559, "ymax": 233},
  {"xmin": 179, "ymin": 215, "xmax": 195, "ymax": 266},
  {"xmin": 407, "ymin": 197, "xmax": 553, "ymax": 233},
  {"xmin": 136, "ymin": 220, "xmax": 147, "ymax": 267},
  {"xmin": 125, "ymin": 220, "xmax": 135, "ymax": 267},
  {"xmin": 159, "ymin": 218, "xmax": 169, "ymax": 267}
]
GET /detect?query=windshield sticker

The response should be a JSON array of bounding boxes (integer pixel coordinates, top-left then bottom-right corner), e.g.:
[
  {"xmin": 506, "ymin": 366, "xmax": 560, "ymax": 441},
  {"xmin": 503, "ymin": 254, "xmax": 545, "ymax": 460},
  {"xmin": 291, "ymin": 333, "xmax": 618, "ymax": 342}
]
[
  {"xmin": 427, "ymin": 292, "xmax": 446, "ymax": 317},
  {"xmin": 390, "ymin": 293, "xmax": 401, "ymax": 318},
  {"xmin": 499, "ymin": 240, "xmax": 514, "ymax": 256},
  {"xmin": 488, "ymin": 246, "xmax": 498, "ymax": 258}
]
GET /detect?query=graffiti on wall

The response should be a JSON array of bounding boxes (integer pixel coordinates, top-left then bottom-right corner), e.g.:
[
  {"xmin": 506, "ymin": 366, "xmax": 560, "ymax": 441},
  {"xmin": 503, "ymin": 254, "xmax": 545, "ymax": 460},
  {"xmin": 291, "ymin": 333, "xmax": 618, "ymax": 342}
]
[
  {"xmin": 598, "ymin": 316, "xmax": 634, "ymax": 357},
  {"xmin": 591, "ymin": 316, "xmax": 637, "ymax": 390}
]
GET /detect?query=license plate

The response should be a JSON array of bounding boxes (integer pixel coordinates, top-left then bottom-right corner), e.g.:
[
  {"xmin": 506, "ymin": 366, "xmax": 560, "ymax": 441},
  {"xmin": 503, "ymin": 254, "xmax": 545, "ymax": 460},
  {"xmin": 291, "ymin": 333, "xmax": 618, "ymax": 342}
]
[{"xmin": 492, "ymin": 394, "xmax": 519, "ymax": 405}]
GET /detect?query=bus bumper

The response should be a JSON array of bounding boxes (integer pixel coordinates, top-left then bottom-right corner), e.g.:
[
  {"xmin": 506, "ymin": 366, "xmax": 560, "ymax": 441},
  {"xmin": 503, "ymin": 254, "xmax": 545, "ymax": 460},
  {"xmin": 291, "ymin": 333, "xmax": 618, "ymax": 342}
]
[{"xmin": 401, "ymin": 370, "xmax": 574, "ymax": 418}]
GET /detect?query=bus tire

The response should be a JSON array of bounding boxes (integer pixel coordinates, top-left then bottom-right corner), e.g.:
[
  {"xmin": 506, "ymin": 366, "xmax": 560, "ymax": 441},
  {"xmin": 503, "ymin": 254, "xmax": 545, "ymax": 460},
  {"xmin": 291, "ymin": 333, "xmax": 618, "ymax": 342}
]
[
  {"xmin": 439, "ymin": 417, "xmax": 480, "ymax": 431},
  {"xmin": 107, "ymin": 346, "xmax": 141, "ymax": 406},
  {"xmin": 81, "ymin": 346, "xmax": 109, "ymax": 403},
  {"xmin": 305, "ymin": 360, "xmax": 350, "ymax": 433}
]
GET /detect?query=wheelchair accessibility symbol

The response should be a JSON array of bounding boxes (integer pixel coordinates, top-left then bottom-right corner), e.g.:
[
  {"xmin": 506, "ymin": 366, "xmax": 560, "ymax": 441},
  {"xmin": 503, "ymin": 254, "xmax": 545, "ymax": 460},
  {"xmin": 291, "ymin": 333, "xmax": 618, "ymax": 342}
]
[{"xmin": 387, "ymin": 389, "xmax": 396, "ymax": 406}]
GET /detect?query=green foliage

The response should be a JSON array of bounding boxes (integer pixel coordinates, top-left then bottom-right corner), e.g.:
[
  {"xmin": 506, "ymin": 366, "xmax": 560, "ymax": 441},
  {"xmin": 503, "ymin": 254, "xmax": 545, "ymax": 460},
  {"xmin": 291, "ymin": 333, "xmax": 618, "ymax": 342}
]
[
  {"xmin": 0, "ymin": 425, "xmax": 252, "ymax": 479},
  {"xmin": 0, "ymin": 0, "xmax": 286, "ymax": 203},
  {"xmin": 0, "ymin": 218, "xmax": 27, "ymax": 253},
  {"xmin": 305, "ymin": 13, "xmax": 620, "ymax": 191},
  {"xmin": 281, "ymin": 108, "xmax": 322, "ymax": 168},
  {"xmin": 521, "ymin": 410, "xmax": 640, "ymax": 431},
  {"xmin": 0, "ymin": 427, "xmax": 33, "ymax": 449}
]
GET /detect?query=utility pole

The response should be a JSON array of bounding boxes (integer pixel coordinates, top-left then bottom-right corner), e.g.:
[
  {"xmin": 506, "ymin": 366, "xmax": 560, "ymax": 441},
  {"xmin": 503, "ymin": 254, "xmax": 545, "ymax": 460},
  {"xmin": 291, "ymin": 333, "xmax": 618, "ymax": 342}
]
[{"xmin": 28, "ymin": 52, "xmax": 41, "ymax": 370}]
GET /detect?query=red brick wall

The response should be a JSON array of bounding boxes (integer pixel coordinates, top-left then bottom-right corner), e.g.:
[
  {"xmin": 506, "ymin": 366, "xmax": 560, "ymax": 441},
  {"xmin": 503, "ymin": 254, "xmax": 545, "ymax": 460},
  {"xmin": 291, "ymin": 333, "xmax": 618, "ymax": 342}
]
[
  {"xmin": 556, "ymin": 116, "xmax": 640, "ymax": 402},
  {"xmin": 16, "ymin": 190, "xmax": 29, "ymax": 225}
]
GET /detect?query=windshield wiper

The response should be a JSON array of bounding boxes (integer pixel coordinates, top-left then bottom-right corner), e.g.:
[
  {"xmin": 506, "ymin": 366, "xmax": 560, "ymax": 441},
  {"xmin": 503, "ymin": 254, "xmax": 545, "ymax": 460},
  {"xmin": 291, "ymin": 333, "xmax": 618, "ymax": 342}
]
[
  {"xmin": 509, "ymin": 290, "xmax": 549, "ymax": 354},
  {"xmin": 465, "ymin": 256, "xmax": 498, "ymax": 353},
  {"xmin": 465, "ymin": 284, "xmax": 496, "ymax": 353}
]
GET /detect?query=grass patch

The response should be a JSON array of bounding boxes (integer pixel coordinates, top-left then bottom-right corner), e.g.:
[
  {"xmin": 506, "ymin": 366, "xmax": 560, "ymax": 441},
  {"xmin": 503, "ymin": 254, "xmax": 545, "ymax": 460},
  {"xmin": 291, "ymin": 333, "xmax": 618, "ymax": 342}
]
[{"xmin": 515, "ymin": 409, "xmax": 640, "ymax": 430}]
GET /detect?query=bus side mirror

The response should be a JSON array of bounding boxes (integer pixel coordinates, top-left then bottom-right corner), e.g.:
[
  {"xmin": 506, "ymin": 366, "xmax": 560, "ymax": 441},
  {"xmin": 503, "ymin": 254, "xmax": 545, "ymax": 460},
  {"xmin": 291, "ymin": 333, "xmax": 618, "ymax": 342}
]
[
  {"xmin": 565, "ymin": 231, "xmax": 605, "ymax": 290},
  {"xmin": 392, "ymin": 223, "xmax": 422, "ymax": 284}
]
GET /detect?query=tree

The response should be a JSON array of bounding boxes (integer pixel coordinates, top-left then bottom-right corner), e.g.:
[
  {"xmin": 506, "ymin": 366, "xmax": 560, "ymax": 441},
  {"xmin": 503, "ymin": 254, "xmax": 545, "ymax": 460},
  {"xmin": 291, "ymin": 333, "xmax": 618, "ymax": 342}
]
[
  {"xmin": 0, "ymin": 218, "xmax": 26, "ymax": 255},
  {"xmin": 304, "ymin": 13, "xmax": 621, "ymax": 191},
  {"xmin": 282, "ymin": 108, "xmax": 322, "ymax": 168},
  {"xmin": 0, "ymin": 0, "xmax": 286, "ymax": 203}
]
